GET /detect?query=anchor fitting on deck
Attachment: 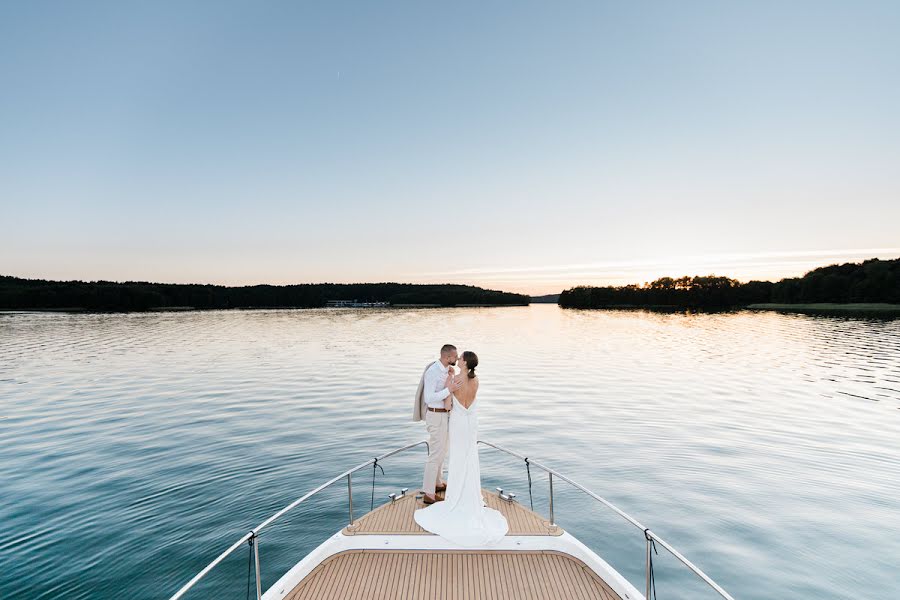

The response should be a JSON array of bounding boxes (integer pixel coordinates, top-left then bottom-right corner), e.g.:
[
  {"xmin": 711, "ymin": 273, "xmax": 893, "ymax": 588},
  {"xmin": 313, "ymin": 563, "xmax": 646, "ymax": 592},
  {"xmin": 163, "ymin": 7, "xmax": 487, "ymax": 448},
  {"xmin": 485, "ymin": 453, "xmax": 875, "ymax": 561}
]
[{"xmin": 496, "ymin": 487, "xmax": 518, "ymax": 503}]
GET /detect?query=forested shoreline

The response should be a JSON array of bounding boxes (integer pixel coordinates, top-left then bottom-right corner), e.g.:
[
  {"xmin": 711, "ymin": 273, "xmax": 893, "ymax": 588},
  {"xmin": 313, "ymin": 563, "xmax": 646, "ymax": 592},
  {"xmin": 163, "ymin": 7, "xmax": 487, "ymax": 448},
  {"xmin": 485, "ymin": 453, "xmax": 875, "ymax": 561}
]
[
  {"xmin": 5, "ymin": 258, "xmax": 898, "ymax": 313},
  {"xmin": 559, "ymin": 258, "xmax": 900, "ymax": 309},
  {"xmin": 0, "ymin": 277, "xmax": 529, "ymax": 311}
]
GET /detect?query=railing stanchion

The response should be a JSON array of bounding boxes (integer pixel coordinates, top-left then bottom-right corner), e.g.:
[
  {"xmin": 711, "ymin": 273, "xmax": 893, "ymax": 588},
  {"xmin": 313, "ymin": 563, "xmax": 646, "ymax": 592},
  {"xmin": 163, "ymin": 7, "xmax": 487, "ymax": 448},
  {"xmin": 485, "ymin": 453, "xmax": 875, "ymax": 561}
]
[
  {"xmin": 548, "ymin": 472, "xmax": 555, "ymax": 526},
  {"xmin": 347, "ymin": 473, "xmax": 354, "ymax": 526},
  {"xmin": 253, "ymin": 534, "xmax": 262, "ymax": 600}
]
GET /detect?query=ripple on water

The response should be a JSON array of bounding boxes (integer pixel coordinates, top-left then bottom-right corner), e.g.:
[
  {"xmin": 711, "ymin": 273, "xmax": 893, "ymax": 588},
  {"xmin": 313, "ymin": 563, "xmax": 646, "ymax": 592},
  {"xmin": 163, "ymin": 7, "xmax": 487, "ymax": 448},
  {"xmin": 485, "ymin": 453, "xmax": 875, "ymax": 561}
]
[{"xmin": 1, "ymin": 306, "xmax": 899, "ymax": 600}]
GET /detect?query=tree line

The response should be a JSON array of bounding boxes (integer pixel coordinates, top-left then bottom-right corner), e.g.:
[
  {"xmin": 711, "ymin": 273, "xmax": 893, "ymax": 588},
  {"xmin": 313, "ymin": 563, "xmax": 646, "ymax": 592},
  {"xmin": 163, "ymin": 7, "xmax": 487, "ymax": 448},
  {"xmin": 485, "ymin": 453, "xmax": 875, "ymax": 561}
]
[
  {"xmin": 0, "ymin": 277, "xmax": 530, "ymax": 311},
  {"xmin": 558, "ymin": 258, "xmax": 900, "ymax": 309}
]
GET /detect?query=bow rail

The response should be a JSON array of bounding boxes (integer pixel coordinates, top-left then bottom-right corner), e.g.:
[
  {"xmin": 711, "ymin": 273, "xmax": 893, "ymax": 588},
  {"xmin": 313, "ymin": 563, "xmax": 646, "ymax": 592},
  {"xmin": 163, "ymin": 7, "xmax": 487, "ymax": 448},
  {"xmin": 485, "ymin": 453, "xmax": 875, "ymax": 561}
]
[{"xmin": 167, "ymin": 439, "xmax": 735, "ymax": 600}]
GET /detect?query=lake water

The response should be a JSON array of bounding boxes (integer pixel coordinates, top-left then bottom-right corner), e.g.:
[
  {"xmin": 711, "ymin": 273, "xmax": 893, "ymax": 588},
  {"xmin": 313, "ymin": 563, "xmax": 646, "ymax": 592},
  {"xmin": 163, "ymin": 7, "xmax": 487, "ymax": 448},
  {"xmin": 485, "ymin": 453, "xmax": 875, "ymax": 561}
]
[{"xmin": 1, "ymin": 305, "xmax": 899, "ymax": 600}]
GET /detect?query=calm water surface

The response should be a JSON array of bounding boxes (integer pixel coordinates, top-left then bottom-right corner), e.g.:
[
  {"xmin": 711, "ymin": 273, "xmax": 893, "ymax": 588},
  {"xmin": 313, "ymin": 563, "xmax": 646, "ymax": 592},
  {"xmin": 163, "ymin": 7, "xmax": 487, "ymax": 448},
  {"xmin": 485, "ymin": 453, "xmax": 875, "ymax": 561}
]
[{"xmin": 2, "ymin": 306, "xmax": 899, "ymax": 600}]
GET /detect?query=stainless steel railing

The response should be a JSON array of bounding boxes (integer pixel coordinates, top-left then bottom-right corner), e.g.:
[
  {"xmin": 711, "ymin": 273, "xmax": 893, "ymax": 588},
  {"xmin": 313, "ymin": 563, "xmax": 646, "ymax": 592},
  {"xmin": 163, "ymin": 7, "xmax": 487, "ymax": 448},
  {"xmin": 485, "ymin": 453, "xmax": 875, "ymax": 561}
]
[
  {"xmin": 167, "ymin": 440, "xmax": 429, "ymax": 600},
  {"xmin": 477, "ymin": 440, "xmax": 736, "ymax": 600},
  {"xmin": 168, "ymin": 438, "xmax": 734, "ymax": 600}
]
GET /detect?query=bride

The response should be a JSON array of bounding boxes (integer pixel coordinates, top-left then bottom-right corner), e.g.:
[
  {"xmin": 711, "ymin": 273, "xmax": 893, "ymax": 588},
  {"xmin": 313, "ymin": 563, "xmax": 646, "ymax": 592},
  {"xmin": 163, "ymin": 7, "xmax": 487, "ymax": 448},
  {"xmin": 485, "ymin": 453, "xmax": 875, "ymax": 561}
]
[{"xmin": 414, "ymin": 351, "xmax": 508, "ymax": 546}]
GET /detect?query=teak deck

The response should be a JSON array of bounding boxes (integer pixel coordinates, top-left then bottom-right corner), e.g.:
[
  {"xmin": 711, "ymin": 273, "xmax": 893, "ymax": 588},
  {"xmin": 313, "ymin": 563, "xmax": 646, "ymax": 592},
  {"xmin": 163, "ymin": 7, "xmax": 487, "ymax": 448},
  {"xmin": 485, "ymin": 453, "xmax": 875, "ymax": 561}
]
[
  {"xmin": 279, "ymin": 490, "xmax": 624, "ymax": 599},
  {"xmin": 344, "ymin": 488, "xmax": 562, "ymax": 536},
  {"xmin": 283, "ymin": 550, "xmax": 624, "ymax": 600}
]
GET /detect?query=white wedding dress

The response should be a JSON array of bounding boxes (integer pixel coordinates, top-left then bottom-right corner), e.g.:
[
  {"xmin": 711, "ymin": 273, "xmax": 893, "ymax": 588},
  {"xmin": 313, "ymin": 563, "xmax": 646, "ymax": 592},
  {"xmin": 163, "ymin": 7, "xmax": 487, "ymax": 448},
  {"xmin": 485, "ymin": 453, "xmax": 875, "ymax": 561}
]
[{"xmin": 413, "ymin": 392, "xmax": 508, "ymax": 546}]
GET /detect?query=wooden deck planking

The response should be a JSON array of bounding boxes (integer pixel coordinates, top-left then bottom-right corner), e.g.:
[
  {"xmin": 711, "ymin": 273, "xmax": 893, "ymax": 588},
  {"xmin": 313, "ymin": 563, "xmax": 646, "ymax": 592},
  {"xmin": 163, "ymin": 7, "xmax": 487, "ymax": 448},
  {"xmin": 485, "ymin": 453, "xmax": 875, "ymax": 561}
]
[
  {"xmin": 345, "ymin": 488, "xmax": 561, "ymax": 536},
  {"xmin": 282, "ymin": 487, "xmax": 627, "ymax": 600},
  {"xmin": 284, "ymin": 550, "xmax": 624, "ymax": 600}
]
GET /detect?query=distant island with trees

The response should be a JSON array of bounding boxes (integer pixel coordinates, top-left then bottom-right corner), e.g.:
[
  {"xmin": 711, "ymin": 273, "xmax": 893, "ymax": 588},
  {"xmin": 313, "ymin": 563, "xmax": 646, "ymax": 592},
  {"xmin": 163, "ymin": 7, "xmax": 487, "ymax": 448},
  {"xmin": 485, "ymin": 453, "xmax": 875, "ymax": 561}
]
[
  {"xmin": 558, "ymin": 258, "xmax": 900, "ymax": 314},
  {"xmin": 0, "ymin": 278, "xmax": 529, "ymax": 312},
  {"xmin": 4, "ymin": 257, "xmax": 898, "ymax": 314}
]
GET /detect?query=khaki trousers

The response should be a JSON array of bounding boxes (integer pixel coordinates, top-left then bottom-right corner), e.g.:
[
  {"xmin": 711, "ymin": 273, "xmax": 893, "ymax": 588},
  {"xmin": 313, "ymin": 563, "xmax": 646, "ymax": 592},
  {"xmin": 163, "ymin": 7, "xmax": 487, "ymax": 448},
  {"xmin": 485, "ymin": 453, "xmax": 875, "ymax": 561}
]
[{"xmin": 422, "ymin": 410, "xmax": 449, "ymax": 495}]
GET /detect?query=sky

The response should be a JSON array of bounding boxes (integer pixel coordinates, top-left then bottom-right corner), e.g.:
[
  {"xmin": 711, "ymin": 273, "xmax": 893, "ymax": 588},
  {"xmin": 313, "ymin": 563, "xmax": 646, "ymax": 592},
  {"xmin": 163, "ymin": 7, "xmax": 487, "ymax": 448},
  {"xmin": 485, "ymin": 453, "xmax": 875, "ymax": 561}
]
[{"xmin": 1, "ymin": 1, "xmax": 899, "ymax": 295}]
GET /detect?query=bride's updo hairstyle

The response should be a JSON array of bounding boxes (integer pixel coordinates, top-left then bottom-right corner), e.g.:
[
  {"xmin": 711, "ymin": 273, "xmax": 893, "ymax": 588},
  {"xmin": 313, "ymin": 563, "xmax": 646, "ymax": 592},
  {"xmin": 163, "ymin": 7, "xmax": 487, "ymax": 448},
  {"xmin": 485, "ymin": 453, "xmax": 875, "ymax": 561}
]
[{"xmin": 462, "ymin": 351, "xmax": 478, "ymax": 379}]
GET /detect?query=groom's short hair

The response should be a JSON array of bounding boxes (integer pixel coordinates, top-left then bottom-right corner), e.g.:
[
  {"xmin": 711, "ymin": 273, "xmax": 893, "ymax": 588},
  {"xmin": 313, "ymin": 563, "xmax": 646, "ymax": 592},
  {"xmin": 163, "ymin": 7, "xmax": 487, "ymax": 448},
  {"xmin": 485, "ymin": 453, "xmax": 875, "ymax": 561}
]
[{"xmin": 440, "ymin": 344, "xmax": 457, "ymax": 354}]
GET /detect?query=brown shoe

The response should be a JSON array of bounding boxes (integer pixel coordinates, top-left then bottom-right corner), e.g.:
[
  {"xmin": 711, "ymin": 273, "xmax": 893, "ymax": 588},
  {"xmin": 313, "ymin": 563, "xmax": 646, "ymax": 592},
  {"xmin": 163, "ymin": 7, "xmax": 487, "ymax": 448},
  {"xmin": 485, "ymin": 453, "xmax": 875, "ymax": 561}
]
[
  {"xmin": 435, "ymin": 482, "xmax": 447, "ymax": 492},
  {"xmin": 422, "ymin": 494, "xmax": 443, "ymax": 505}
]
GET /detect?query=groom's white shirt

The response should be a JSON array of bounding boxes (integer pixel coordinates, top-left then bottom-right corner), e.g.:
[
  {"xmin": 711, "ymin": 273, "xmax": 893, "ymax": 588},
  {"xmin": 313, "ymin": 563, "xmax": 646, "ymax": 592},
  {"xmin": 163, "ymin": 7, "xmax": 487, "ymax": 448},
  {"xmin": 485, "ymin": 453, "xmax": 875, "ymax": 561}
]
[{"xmin": 423, "ymin": 360, "xmax": 451, "ymax": 408}]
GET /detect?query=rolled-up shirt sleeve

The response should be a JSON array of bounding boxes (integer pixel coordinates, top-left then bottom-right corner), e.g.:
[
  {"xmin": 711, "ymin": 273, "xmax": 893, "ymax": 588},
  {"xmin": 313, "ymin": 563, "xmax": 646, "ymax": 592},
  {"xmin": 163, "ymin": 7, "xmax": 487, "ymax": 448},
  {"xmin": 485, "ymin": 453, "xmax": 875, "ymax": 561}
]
[{"xmin": 423, "ymin": 365, "xmax": 449, "ymax": 406}]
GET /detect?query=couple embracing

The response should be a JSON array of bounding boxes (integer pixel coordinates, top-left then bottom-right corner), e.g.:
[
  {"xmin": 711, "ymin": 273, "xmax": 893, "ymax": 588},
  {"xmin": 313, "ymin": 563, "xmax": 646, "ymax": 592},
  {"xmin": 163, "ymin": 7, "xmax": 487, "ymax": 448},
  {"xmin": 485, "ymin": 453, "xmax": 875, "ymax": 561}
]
[{"xmin": 411, "ymin": 344, "xmax": 508, "ymax": 546}]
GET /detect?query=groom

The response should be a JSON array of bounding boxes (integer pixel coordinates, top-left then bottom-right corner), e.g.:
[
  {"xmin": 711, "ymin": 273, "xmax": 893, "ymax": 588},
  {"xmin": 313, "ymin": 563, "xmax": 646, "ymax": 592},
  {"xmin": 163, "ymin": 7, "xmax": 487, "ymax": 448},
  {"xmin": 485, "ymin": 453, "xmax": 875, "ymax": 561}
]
[{"xmin": 413, "ymin": 344, "xmax": 462, "ymax": 505}]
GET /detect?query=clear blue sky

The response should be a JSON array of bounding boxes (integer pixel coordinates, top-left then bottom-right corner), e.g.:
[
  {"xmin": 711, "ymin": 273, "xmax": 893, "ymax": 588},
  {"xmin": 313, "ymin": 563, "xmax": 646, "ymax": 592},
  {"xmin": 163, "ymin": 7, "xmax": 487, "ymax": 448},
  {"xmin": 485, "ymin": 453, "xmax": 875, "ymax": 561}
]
[{"xmin": 2, "ymin": 1, "xmax": 898, "ymax": 294}]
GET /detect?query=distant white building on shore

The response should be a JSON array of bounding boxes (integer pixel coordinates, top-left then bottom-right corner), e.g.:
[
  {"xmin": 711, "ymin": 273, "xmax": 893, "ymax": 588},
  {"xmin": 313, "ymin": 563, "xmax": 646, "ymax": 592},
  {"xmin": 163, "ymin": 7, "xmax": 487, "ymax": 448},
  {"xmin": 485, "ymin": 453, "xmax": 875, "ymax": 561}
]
[{"xmin": 326, "ymin": 300, "xmax": 390, "ymax": 308}]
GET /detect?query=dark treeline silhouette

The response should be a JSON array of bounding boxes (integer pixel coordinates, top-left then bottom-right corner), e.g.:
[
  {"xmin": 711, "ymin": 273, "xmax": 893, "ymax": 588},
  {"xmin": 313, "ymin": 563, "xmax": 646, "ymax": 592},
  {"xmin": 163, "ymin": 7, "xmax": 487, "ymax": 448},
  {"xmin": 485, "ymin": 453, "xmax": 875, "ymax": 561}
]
[
  {"xmin": 559, "ymin": 258, "xmax": 900, "ymax": 309},
  {"xmin": 770, "ymin": 258, "xmax": 900, "ymax": 304},
  {"xmin": 0, "ymin": 277, "xmax": 529, "ymax": 311},
  {"xmin": 559, "ymin": 276, "xmax": 772, "ymax": 309}
]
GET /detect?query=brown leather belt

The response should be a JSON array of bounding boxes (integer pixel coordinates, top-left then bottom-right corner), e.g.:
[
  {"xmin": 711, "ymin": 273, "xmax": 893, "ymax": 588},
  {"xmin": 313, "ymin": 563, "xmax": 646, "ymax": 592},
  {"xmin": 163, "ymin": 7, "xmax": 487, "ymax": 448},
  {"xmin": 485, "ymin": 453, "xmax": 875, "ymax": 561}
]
[{"xmin": 427, "ymin": 407, "xmax": 450, "ymax": 413}]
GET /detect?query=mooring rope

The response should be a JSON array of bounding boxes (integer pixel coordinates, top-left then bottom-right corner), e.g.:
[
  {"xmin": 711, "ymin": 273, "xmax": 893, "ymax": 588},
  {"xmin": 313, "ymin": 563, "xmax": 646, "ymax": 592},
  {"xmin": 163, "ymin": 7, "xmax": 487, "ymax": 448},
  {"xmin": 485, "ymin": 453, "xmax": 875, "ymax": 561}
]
[
  {"xmin": 644, "ymin": 528, "xmax": 658, "ymax": 600},
  {"xmin": 246, "ymin": 535, "xmax": 254, "ymax": 600},
  {"xmin": 371, "ymin": 457, "xmax": 385, "ymax": 511},
  {"xmin": 525, "ymin": 457, "xmax": 534, "ymax": 511}
]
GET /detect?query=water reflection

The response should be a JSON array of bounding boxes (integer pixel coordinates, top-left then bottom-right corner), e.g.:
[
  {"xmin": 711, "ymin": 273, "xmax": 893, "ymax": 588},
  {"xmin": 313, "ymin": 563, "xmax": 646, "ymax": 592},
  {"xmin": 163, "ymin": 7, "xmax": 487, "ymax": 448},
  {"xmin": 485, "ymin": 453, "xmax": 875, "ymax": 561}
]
[{"xmin": 1, "ymin": 306, "xmax": 898, "ymax": 600}]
